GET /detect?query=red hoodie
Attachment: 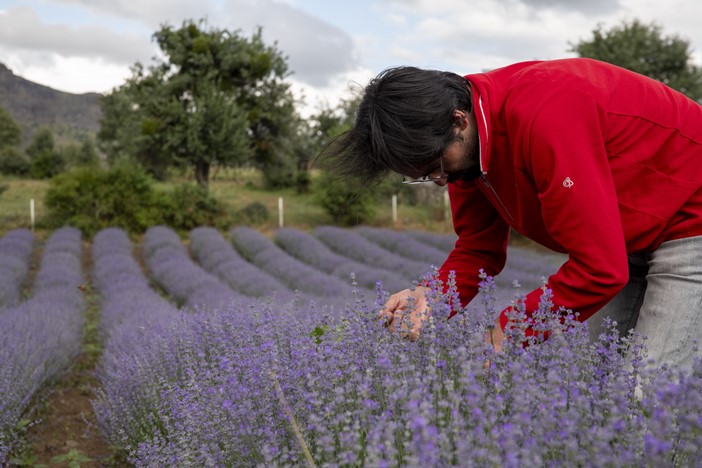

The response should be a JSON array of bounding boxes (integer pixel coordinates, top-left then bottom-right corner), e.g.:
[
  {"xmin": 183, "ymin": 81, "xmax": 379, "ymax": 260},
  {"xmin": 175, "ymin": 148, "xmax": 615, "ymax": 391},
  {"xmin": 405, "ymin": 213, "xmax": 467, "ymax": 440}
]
[{"xmin": 438, "ymin": 58, "xmax": 702, "ymax": 331}]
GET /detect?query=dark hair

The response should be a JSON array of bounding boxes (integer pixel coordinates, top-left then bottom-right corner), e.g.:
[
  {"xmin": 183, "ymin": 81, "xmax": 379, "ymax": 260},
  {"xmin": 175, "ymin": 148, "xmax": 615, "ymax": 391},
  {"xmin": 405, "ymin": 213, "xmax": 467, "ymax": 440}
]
[{"xmin": 317, "ymin": 66, "xmax": 472, "ymax": 183}]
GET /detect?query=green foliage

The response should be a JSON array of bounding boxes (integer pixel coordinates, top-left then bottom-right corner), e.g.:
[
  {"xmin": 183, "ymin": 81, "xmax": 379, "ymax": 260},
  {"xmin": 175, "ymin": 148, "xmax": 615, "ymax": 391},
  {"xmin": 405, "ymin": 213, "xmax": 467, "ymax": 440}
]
[
  {"xmin": 314, "ymin": 171, "xmax": 375, "ymax": 226},
  {"xmin": 0, "ymin": 106, "xmax": 22, "ymax": 149},
  {"xmin": 0, "ymin": 146, "xmax": 30, "ymax": 176},
  {"xmin": 235, "ymin": 201, "xmax": 270, "ymax": 225},
  {"xmin": 44, "ymin": 162, "xmax": 160, "ymax": 236},
  {"xmin": 571, "ymin": 19, "xmax": 702, "ymax": 100},
  {"xmin": 51, "ymin": 449, "xmax": 93, "ymax": 468},
  {"xmin": 25, "ymin": 127, "xmax": 55, "ymax": 159},
  {"xmin": 27, "ymin": 128, "xmax": 66, "ymax": 178},
  {"xmin": 259, "ymin": 150, "xmax": 298, "ymax": 189},
  {"xmin": 99, "ymin": 19, "xmax": 301, "ymax": 189},
  {"xmin": 156, "ymin": 183, "xmax": 227, "ymax": 230},
  {"xmin": 30, "ymin": 151, "xmax": 66, "ymax": 179},
  {"xmin": 61, "ymin": 139, "xmax": 100, "ymax": 168}
]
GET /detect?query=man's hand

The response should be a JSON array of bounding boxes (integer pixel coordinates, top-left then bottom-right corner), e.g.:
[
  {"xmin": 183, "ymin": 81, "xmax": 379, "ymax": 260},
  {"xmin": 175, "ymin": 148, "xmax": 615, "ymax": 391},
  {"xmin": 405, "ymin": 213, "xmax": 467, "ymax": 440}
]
[
  {"xmin": 486, "ymin": 317, "xmax": 505, "ymax": 352},
  {"xmin": 378, "ymin": 286, "xmax": 430, "ymax": 341},
  {"xmin": 483, "ymin": 317, "xmax": 505, "ymax": 368}
]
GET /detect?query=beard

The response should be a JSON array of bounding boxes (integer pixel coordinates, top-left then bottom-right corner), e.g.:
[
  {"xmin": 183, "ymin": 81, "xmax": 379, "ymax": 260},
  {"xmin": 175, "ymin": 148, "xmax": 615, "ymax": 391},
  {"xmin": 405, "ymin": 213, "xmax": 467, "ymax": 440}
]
[
  {"xmin": 447, "ymin": 129, "xmax": 481, "ymax": 183},
  {"xmin": 447, "ymin": 164, "xmax": 482, "ymax": 182}
]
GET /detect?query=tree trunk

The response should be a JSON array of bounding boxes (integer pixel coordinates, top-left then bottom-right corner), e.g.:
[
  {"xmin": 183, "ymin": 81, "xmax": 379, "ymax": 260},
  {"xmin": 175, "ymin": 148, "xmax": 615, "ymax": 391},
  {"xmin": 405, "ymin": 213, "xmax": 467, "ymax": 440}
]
[{"xmin": 194, "ymin": 161, "xmax": 210, "ymax": 190}]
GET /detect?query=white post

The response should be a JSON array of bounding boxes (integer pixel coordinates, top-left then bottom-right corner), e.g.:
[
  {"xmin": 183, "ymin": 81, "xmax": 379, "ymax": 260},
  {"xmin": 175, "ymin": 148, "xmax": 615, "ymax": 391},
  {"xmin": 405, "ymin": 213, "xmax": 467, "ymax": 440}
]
[
  {"xmin": 392, "ymin": 194, "xmax": 398, "ymax": 226},
  {"xmin": 278, "ymin": 196, "xmax": 284, "ymax": 228},
  {"xmin": 30, "ymin": 198, "xmax": 35, "ymax": 232}
]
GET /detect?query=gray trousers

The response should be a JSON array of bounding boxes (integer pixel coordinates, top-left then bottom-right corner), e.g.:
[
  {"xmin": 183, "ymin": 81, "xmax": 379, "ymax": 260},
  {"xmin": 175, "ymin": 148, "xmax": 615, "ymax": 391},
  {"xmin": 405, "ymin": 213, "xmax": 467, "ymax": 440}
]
[{"xmin": 587, "ymin": 236, "xmax": 702, "ymax": 374}]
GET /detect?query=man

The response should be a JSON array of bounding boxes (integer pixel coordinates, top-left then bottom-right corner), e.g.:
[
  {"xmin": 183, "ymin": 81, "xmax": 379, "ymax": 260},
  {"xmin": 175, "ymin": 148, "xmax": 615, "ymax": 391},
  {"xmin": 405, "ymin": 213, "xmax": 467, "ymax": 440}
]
[{"xmin": 321, "ymin": 58, "xmax": 702, "ymax": 372}]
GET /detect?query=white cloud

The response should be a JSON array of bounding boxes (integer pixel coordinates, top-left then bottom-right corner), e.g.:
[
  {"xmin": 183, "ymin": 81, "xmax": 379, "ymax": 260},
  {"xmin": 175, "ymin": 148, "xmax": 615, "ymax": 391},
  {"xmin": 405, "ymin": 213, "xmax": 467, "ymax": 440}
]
[
  {"xmin": 4, "ymin": 54, "xmax": 132, "ymax": 94},
  {"xmin": 0, "ymin": 7, "xmax": 154, "ymax": 65},
  {"xmin": 289, "ymin": 66, "xmax": 374, "ymax": 118},
  {"xmin": 2, "ymin": 0, "xmax": 702, "ymax": 111}
]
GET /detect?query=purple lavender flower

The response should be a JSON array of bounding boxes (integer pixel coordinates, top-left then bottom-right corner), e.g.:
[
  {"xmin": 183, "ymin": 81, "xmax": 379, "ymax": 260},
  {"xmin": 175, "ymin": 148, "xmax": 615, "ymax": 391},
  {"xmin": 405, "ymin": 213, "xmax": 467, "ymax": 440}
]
[
  {"xmin": 0, "ymin": 227, "xmax": 84, "ymax": 463},
  {"xmin": 189, "ymin": 226, "xmax": 293, "ymax": 300},
  {"xmin": 274, "ymin": 227, "xmax": 408, "ymax": 292},
  {"xmin": 230, "ymin": 226, "xmax": 359, "ymax": 298},
  {"xmin": 143, "ymin": 225, "xmax": 249, "ymax": 310},
  {"xmin": 85, "ymin": 226, "xmax": 701, "ymax": 466},
  {"xmin": 314, "ymin": 225, "xmax": 434, "ymax": 281},
  {"xmin": 0, "ymin": 228, "xmax": 34, "ymax": 309}
]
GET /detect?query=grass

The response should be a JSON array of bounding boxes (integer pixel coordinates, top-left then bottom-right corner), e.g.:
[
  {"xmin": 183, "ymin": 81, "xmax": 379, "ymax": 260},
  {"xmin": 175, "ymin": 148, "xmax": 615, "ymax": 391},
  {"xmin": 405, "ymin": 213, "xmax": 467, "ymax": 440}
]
[
  {"xmin": 0, "ymin": 176, "xmax": 49, "ymax": 238},
  {"xmin": 0, "ymin": 169, "xmax": 455, "ymax": 239}
]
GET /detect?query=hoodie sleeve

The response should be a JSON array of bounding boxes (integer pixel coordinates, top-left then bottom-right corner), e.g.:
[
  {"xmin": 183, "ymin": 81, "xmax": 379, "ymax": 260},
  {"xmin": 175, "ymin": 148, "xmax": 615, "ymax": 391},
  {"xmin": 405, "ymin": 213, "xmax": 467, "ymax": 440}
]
[
  {"xmin": 439, "ymin": 180, "xmax": 510, "ymax": 313},
  {"xmin": 499, "ymin": 88, "xmax": 629, "ymax": 334}
]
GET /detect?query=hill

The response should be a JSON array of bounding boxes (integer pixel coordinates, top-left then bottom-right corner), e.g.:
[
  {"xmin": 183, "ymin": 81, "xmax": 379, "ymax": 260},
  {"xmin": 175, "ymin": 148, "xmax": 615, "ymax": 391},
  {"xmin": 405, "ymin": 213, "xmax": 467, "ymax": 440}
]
[{"xmin": 0, "ymin": 62, "xmax": 102, "ymax": 146}]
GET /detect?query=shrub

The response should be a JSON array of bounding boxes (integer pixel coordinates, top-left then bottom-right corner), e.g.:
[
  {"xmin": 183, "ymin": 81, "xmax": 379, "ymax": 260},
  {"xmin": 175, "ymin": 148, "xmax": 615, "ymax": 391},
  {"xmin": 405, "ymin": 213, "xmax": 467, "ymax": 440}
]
[
  {"xmin": 235, "ymin": 201, "xmax": 270, "ymax": 225},
  {"xmin": 44, "ymin": 162, "xmax": 160, "ymax": 236},
  {"xmin": 314, "ymin": 172, "xmax": 375, "ymax": 226},
  {"xmin": 29, "ymin": 150, "xmax": 66, "ymax": 179},
  {"xmin": 0, "ymin": 147, "xmax": 30, "ymax": 176},
  {"xmin": 156, "ymin": 184, "xmax": 226, "ymax": 231}
]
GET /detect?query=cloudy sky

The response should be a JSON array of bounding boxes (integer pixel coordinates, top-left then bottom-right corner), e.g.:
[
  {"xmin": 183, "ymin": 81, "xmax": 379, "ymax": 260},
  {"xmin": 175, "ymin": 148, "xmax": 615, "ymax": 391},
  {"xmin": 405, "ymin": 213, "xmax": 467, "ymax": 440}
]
[{"xmin": 1, "ymin": 0, "xmax": 701, "ymax": 116}]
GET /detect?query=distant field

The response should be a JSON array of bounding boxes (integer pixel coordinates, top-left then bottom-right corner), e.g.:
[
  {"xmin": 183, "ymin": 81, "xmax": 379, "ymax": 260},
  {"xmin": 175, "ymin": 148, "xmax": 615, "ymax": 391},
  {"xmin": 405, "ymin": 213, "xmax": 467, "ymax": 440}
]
[{"xmin": 0, "ymin": 170, "xmax": 458, "ymax": 238}]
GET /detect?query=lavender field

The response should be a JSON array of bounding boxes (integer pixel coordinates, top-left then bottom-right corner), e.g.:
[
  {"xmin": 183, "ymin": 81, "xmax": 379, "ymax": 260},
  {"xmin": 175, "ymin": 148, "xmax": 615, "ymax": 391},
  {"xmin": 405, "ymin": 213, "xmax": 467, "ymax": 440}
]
[{"xmin": 1, "ymin": 225, "xmax": 700, "ymax": 466}]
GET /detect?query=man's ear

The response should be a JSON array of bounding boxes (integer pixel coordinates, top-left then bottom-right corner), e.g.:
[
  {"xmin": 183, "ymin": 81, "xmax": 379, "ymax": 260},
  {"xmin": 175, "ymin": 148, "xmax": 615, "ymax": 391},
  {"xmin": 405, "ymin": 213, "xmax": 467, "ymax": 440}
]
[{"xmin": 453, "ymin": 110, "xmax": 469, "ymax": 130}]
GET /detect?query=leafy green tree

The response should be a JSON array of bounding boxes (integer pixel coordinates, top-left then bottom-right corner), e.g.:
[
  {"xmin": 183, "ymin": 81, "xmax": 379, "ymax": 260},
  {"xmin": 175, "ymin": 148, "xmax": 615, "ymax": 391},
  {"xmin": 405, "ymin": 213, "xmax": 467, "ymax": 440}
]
[
  {"xmin": 0, "ymin": 146, "xmax": 30, "ymax": 176},
  {"xmin": 308, "ymin": 96, "xmax": 378, "ymax": 222},
  {"xmin": 571, "ymin": 19, "xmax": 702, "ymax": 100},
  {"xmin": 26, "ymin": 128, "xmax": 65, "ymax": 178},
  {"xmin": 99, "ymin": 19, "xmax": 300, "ymax": 189},
  {"xmin": 61, "ymin": 139, "xmax": 100, "ymax": 168},
  {"xmin": 0, "ymin": 106, "xmax": 22, "ymax": 149},
  {"xmin": 315, "ymin": 173, "xmax": 375, "ymax": 226}
]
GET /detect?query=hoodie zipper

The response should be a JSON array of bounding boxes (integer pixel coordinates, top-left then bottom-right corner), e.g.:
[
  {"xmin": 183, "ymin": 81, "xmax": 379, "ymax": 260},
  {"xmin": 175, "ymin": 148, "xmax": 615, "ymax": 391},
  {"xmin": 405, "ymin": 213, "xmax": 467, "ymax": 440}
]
[
  {"xmin": 475, "ymin": 95, "xmax": 513, "ymax": 222},
  {"xmin": 480, "ymin": 174, "xmax": 514, "ymax": 222}
]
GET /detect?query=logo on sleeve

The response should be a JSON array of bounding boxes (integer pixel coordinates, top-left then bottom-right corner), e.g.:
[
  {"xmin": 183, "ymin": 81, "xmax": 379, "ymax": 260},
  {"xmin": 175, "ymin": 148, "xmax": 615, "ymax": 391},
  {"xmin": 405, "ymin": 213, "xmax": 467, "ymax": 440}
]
[{"xmin": 562, "ymin": 177, "xmax": 574, "ymax": 188}]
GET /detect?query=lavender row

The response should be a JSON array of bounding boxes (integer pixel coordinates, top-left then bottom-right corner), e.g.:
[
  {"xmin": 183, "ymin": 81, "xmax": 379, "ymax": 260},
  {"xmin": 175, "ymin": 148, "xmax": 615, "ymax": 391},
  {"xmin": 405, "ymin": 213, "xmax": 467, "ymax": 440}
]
[
  {"xmin": 189, "ymin": 226, "xmax": 294, "ymax": 300},
  {"xmin": 0, "ymin": 227, "xmax": 85, "ymax": 463},
  {"xmin": 230, "ymin": 226, "xmax": 358, "ymax": 298},
  {"xmin": 0, "ymin": 228, "xmax": 34, "ymax": 309},
  {"xmin": 91, "ymin": 227, "xmax": 180, "ymax": 335},
  {"xmin": 273, "ymin": 227, "xmax": 408, "ymax": 292},
  {"xmin": 313, "ymin": 225, "xmax": 434, "ymax": 282},
  {"xmin": 405, "ymin": 229, "xmax": 458, "ymax": 251},
  {"xmin": 89, "ymin": 227, "xmax": 197, "ymax": 456},
  {"xmin": 355, "ymin": 226, "xmax": 449, "ymax": 266},
  {"xmin": 143, "ymin": 225, "xmax": 249, "ymax": 310}
]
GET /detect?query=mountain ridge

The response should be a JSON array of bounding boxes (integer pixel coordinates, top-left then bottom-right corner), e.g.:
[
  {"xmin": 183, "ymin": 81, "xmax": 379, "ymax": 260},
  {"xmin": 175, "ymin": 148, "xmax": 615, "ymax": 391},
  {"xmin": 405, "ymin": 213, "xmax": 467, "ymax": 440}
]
[{"xmin": 0, "ymin": 62, "xmax": 102, "ymax": 146}]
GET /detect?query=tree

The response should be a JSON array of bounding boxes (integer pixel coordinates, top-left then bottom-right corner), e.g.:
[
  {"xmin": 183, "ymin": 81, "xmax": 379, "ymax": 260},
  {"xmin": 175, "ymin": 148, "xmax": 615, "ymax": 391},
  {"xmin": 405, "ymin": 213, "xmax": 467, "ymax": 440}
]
[
  {"xmin": 99, "ymin": 19, "xmax": 301, "ymax": 189},
  {"xmin": 61, "ymin": 139, "xmax": 100, "ymax": 168},
  {"xmin": 571, "ymin": 19, "xmax": 702, "ymax": 101},
  {"xmin": 26, "ymin": 128, "xmax": 65, "ymax": 179},
  {"xmin": 0, "ymin": 106, "xmax": 22, "ymax": 149},
  {"xmin": 0, "ymin": 147, "xmax": 30, "ymax": 176},
  {"xmin": 0, "ymin": 106, "xmax": 27, "ymax": 176}
]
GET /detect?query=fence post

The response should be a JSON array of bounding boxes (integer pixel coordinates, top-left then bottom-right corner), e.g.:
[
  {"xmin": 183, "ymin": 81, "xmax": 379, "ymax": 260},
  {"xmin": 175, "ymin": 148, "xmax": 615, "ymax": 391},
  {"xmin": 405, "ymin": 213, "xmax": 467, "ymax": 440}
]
[
  {"xmin": 30, "ymin": 198, "xmax": 35, "ymax": 232},
  {"xmin": 278, "ymin": 196, "xmax": 284, "ymax": 228},
  {"xmin": 392, "ymin": 194, "xmax": 398, "ymax": 227}
]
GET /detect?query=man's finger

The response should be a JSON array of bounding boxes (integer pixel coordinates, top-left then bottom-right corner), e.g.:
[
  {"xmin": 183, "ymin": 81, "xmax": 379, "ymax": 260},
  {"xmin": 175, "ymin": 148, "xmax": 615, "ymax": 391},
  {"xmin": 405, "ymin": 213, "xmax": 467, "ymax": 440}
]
[{"xmin": 377, "ymin": 310, "xmax": 393, "ymax": 327}]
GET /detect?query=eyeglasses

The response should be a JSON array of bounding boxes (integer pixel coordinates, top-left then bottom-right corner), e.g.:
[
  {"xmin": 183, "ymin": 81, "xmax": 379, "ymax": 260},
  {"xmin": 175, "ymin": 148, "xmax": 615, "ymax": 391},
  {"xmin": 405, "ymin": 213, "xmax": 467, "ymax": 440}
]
[{"xmin": 401, "ymin": 155, "xmax": 448, "ymax": 184}]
